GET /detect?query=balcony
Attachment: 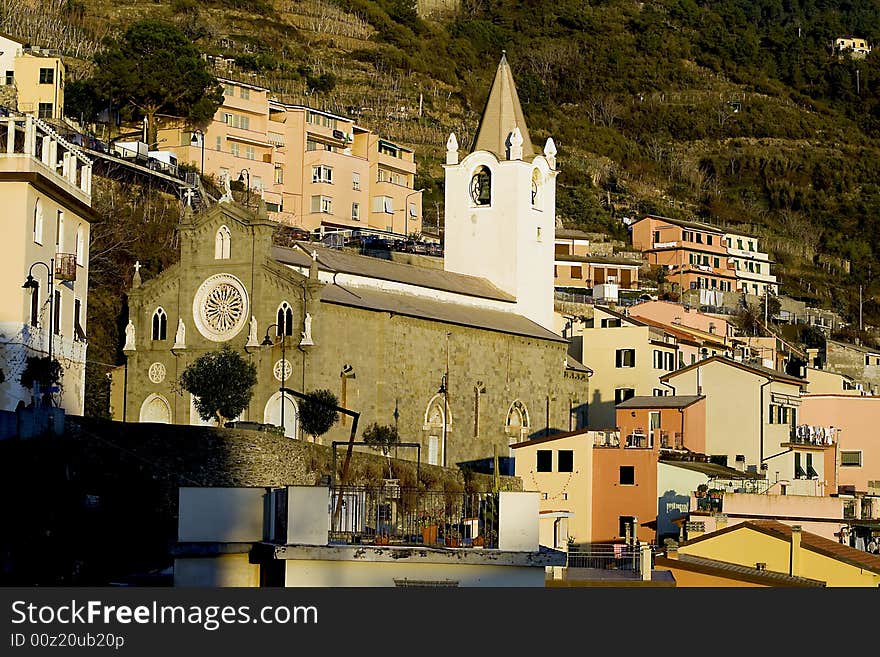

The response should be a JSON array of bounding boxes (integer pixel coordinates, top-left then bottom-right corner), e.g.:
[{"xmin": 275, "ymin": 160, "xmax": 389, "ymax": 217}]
[
  {"xmin": 659, "ymin": 431, "xmax": 684, "ymax": 450},
  {"xmin": 624, "ymin": 430, "xmax": 654, "ymax": 449},
  {"xmin": 787, "ymin": 425, "xmax": 836, "ymax": 448},
  {"xmin": 592, "ymin": 430, "xmax": 621, "ymax": 448},
  {"xmin": 565, "ymin": 543, "xmax": 652, "ymax": 578},
  {"xmin": 319, "ymin": 486, "xmax": 500, "ymax": 548},
  {"xmin": 54, "ymin": 253, "xmax": 76, "ymax": 281}
]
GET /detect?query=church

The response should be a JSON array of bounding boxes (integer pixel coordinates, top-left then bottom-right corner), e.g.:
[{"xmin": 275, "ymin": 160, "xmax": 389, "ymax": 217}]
[{"xmin": 110, "ymin": 55, "xmax": 591, "ymax": 467}]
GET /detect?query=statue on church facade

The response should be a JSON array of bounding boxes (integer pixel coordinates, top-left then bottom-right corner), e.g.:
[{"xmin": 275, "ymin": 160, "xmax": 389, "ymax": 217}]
[
  {"xmin": 300, "ymin": 312, "xmax": 314, "ymax": 346},
  {"xmin": 173, "ymin": 318, "xmax": 186, "ymax": 350},
  {"xmin": 219, "ymin": 171, "xmax": 233, "ymax": 203},
  {"xmin": 123, "ymin": 320, "xmax": 136, "ymax": 352},
  {"xmin": 246, "ymin": 316, "xmax": 259, "ymax": 347}
]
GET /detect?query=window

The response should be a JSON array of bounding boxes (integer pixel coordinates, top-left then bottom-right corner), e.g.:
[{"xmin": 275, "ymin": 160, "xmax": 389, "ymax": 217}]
[
  {"xmin": 74, "ymin": 298, "xmax": 85, "ymax": 341},
  {"xmin": 748, "ymin": 241, "xmax": 755, "ymax": 251},
  {"xmin": 38, "ymin": 103, "xmax": 53, "ymax": 119},
  {"xmin": 53, "ymin": 290, "xmax": 60, "ymax": 335},
  {"xmin": 373, "ymin": 196, "xmax": 393, "ymax": 214},
  {"xmin": 312, "ymin": 165, "xmax": 333, "ymax": 184},
  {"xmin": 29, "ymin": 284, "xmax": 39, "ymax": 327},
  {"xmin": 277, "ymin": 302, "xmax": 293, "ymax": 336},
  {"xmin": 619, "ymin": 516, "xmax": 636, "ymax": 540},
  {"xmin": 152, "ymin": 308, "xmax": 167, "ymax": 341},
  {"xmin": 4, "ymin": 70, "xmax": 12, "ymax": 85},
  {"xmin": 600, "ymin": 318, "xmax": 622, "ymax": 328},
  {"xmin": 215, "ymin": 135, "xmax": 222, "ymax": 151},
  {"xmin": 571, "ymin": 266, "xmax": 582, "ymax": 279},
  {"xmin": 39, "ymin": 68, "xmax": 54, "ymax": 84},
  {"xmin": 615, "ymin": 349, "xmax": 635, "ymax": 368},
  {"xmin": 470, "ymin": 166, "xmax": 491, "ymax": 206},
  {"xmin": 240, "ymin": 87, "xmax": 250, "ymax": 100},
  {"xmin": 536, "ymin": 450, "xmax": 552, "ymax": 472},
  {"xmin": 806, "ymin": 453, "xmax": 818, "ymax": 478},
  {"xmin": 840, "ymin": 451, "xmax": 862, "ymax": 467},
  {"xmin": 558, "ymin": 450, "xmax": 573, "ymax": 473},
  {"xmin": 695, "ymin": 233, "xmax": 703, "ymax": 244},
  {"xmin": 245, "ymin": 146, "xmax": 255, "ymax": 160},
  {"xmin": 615, "ymin": 388, "xmax": 635, "ymax": 404},
  {"xmin": 351, "ymin": 202, "xmax": 360, "ymax": 221},
  {"xmin": 252, "ymin": 176, "xmax": 262, "ymax": 192},
  {"xmin": 215, "ymin": 225, "xmax": 231, "ymax": 259},
  {"xmin": 713, "ymin": 257, "xmax": 720, "ymax": 268},
  {"xmin": 378, "ymin": 142, "xmax": 398, "ymax": 157},
  {"xmin": 619, "ymin": 466, "xmax": 635, "ymax": 485},
  {"xmin": 653, "ymin": 388, "xmax": 666, "ymax": 396},
  {"xmin": 409, "ymin": 203, "xmax": 417, "ymax": 218},
  {"xmin": 55, "ymin": 210, "xmax": 64, "ymax": 252},
  {"xmin": 75, "ymin": 225, "xmax": 85, "ymax": 266},
  {"xmin": 33, "ymin": 198, "xmax": 43, "ymax": 244},
  {"xmin": 664, "ymin": 353, "xmax": 674, "ymax": 370},
  {"xmin": 707, "ymin": 235, "xmax": 713, "ymax": 246},
  {"xmin": 274, "ymin": 165, "xmax": 283, "ymax": 184},
  {"xmin": 306, "ymin": 139, "xmax": 319, "ymax": 152},
  {"xmin": 230, "ymin": 143, "xmax": 240, "ymax": 157},
  {"xmin": 310, "ymin": 195, "xmax": 332, "ymax": 214},
  {"xmin": 794, "ymin": 453, "xmax": 806, "ymax": 479},
  {"xmin": 223, "ymin": 84, "xmax": 235, "ymax": 96},
  {"xmin": 230, "ymin": 114, "xmax": 250, "ymax": 130},
  {"xmin": 352, "ymin": 172, "xmax": 360, "ymax": 190}
]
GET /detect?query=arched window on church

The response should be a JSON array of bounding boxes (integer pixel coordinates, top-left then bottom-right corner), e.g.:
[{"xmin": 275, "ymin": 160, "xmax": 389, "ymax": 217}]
[
  {"xmin": 531, "ymin": 169, "xmax": 541, "ymax": 207},
  {"xmin": 276, "ymin": 301, "xmax": 294, "ymax": 336},
  {"xmin": 215, "ymin": 225, "xmax": 231, "ymax": 259},
  {"xmin": 33, "ymin": 198, "xmax": 43, "ymax": 244},
  {"xmin": 470, "ymin": 166, "xmax": 491, "ymax": 206},
  {"xmin": 75, "ymin": 225, "xmax": 85, "ymax": 266},
  {"xmin": 152, "ymin": 307, "xmax": 167, "ymax": 341},
  {"xmin": 506, "ymin": 400, "xmax": 530, "ymax": 456}
]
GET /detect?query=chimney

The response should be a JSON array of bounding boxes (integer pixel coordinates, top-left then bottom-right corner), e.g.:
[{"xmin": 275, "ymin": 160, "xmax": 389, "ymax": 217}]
[{"xmin": 790, "ymin": 525, "xmax": 802, "ymax": 577}]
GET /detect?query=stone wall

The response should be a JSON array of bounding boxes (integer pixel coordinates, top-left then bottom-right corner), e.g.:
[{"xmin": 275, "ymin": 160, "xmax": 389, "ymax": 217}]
[{"xmin": 0, "ymin": 416, "xmax": 520, "ymax": 585}]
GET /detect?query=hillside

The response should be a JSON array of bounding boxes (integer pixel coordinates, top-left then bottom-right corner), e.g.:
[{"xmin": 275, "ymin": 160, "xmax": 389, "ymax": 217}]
[{"xmin": 3, "ymin": 0, "xmax": 880, "ymax": 398}]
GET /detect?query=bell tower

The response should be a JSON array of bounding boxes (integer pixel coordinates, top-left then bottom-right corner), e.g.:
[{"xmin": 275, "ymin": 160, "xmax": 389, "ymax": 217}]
[{"xmin": 443, "ymin": 53, "xmax": 558, "ymax": 331}]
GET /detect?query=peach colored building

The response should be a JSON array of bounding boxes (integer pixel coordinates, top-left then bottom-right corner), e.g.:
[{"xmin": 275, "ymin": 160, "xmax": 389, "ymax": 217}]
[
  {"xmin": 628, "ymin": 299, "xmax": 732, "ymax": 338},
  {"xmin": 0, "ymin": 34, "xmax": 65, "ymax": 120},
  {"xmin": 616, "ymin": 395, "xmax": 706, "ymax": 453},
  {"xmin": 553, "ymin": 254, "xmax": 640, "ymax": 290},
  {"xmin": 800, "ymin": 394, "xmax": 880, "ymax": 494},
  {"xmin": 157, "ymin": 78, "xmax": 421, "ymax": 236},
  {"xmin": 630, "ymin": 215, "xmax": 737, "ymax": 293}
]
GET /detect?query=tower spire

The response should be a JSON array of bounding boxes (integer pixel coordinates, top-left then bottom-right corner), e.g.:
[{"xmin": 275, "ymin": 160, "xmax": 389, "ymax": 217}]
[{"xmin": 471, "ymin": 52, "xmax": 535, "ymax": 161}]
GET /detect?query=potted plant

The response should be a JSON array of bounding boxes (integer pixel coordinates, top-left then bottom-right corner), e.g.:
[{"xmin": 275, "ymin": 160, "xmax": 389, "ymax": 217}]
[
  {"xmin": 695, "ymin": 484, "xmax": 708, "ymax": 498},
  {"xmin": 418, "ymin": 508, "xmax": 443, "ymax": 545}
]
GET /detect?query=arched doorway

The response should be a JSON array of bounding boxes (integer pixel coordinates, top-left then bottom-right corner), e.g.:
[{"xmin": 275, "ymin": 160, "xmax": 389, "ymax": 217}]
[
  {"xmin": 506, "ymin": 400, "xmax": 530, "ymax": 456},
  {"xmin": 139, "ymin": 394, "xmax": 171, "ymax": 424},
  {"xmin": 264, "ymin": 392, "xmax": 299, "ymax": 439},
  {"xmin": 423, "ymin": 393, "xmax": 451, "ymax": 466}
]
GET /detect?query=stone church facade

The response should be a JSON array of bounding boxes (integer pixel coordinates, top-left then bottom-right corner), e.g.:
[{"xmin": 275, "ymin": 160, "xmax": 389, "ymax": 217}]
[{"xmin": 110, "ymin": 55, "xmax": 591, "ymax": 467}]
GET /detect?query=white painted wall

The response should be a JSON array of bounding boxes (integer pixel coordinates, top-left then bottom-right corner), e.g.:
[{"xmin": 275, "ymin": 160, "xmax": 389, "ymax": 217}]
[
  {"xmin": 287, "ymin": 485, "xmax": 330, "ymax": 545},
  {"xmin": 178, "ymin": 487, "xmax": 267, "ymax": 542},
  {"xmin": 498, "ymin": 491, "xmax": 539, "ymax": 551}
]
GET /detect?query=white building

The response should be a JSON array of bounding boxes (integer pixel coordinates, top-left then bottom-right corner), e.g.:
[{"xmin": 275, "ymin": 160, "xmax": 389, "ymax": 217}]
[
  {"xmin": 0, "ymin": 114, "xmax": 92, "ymax": 414},
  {"xmin": 724, "ymin": 230, "xmax": 778, "ymax": 296},
  {"xmin": 442, "ymin": 53, "xmax": 558, "ymax": 331}
]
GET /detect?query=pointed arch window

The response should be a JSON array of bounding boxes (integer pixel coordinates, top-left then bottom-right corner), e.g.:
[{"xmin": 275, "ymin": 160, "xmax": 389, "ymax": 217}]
[
  {"xmin": 215, "ymin": 225, "xmax": 231, "ymax": 259},
  {"xmin": 152, "ymin": 307, "xmax": 167, "ymax": 341},
  {"xmin": 531, "ymin": 169, "xmax": 541, "ymax": 207},
  {"xmin": 277, "ymin": 301, "xmax": 294, "ymax": 336},
  {"xmin": 33, "ymin": 198, "xmax": 43, "ymax": 244},
  {"xmin": 470, "ymin": 166, "xmax": 491, "ymax": 206}
]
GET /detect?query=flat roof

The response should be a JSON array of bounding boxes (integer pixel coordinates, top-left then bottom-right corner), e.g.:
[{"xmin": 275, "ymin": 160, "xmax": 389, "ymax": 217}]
[
  {"xmin": 616, "ymin": 395, "xmax": 704, "ymax": 410},
  {"xmin": 661, "ymin": 355, "xmax": 807, "ymax": 386}
]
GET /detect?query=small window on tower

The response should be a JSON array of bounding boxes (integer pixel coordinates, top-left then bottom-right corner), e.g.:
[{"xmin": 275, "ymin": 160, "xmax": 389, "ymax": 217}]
[{"xmin": 470, "ymin": 166, "xmax": 491, "ymax": 206}]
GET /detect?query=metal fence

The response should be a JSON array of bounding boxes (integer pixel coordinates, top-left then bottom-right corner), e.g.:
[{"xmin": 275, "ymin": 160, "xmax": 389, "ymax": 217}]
[
  {"xmin": 328, "ymin": 486, "xmax": 500, "ymax": 548},
  {"xmin": 565, "ymin": 544, "xmax": 647, "ymax": 576}
]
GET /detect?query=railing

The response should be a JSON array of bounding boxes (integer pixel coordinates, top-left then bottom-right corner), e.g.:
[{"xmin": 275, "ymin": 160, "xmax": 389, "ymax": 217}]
[
  {"xmin": 566, "ymin": 544, "xmax": 648, "ymax": 576},
  {"xmin": 329, "ymin": 486, "xmax": 500, "ymax": 549},
  {"xmin": 625, "ymin": 431, "xmax": 652, "ymax": 448},
  {"xmin": 660, "ymin": 431, "xmax": 685, "ymax": 450},
  {"xmin": 789, "ymin": 425, "xmax": 835, "ymax": 446},
  {"xmin": 592, "ymin": 430, "xmax": 620, "ymax": 448}
]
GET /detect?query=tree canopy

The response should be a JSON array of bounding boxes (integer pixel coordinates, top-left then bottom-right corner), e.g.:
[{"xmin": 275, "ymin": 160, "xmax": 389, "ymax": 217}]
[
  {"xmin": 88, "ymin": 19, "xmax": 223, "ymax": 146},
  {"xmin": 299, "ymin": 389, "xmax": 340, "ymax": 441},
  {"xmin": 178, "ymin": 345, "xmax": 257, "ymax": 426}
]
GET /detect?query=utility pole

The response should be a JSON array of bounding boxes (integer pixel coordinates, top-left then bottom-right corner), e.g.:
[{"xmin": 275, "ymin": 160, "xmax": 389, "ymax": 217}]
[
  {"xmin": 859, "ymin": 285, "xmax": 863, "ymax": 331},
  {"xmin": 856, "ymin": 69, "xmax": 861, "ymax": 95}
]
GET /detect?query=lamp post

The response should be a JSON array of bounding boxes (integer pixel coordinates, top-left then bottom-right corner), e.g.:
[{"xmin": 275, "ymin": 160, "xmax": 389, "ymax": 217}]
[
  {"xmin": 22, "ymin": 259, "xmax": 54, "ymax": 403},
  {"xmin": 190, "ymin": 129, "xmax": 205, "ymax": 176},
  {"xmin": 403, "ymin": 188, "xmax": 425, "ymax": 239},
  {"xmin": 262, "ymin": 322, "xmax": 287, "ymax": 436},
  {"xmin": 238, "ymin": 168, "xmax": 250, "ymax": 207},
  {"xmin": 437, "ymin": 373, "xmax": 448, "ymax": 468}
]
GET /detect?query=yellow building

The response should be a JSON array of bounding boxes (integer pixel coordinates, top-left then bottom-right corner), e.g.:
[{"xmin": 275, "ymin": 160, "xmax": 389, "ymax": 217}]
[
  {"xmin": 673, "ymin": 520, "xmax": 880, "ymax": 587},
  {"xmin": 0, "ymin": 34, "xmax": 65, "ymax": 120},
  {"xmin": 566, "ymin": 306, "xmax": 679, "ymax": 429},
  {"xmin": 157, "ymin": 78, "xmax": 421, "ymax": 236},
  {"xmin": 0, "ymin": 114, "xmax": 93, "ymax": 414}
]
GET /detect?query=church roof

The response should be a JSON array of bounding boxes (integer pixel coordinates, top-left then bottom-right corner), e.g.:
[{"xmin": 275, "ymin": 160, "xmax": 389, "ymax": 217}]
[
  {"xmin": 471, "ymin": 53, "xmax": 535, "ymax": 161},
  {"xmin": 272, "ymin": 243, "xmax": 516, "ymax": 302},
  {"xmin": 319, "ymin": 283, "xmax": 567, "ymax": 343}
]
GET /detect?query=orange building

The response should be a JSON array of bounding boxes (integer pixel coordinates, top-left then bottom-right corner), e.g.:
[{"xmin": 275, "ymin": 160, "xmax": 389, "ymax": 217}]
[
  {"xmin": 591, "ymin": 395, "xmax": 706, "ymax": 544},
  {"xmin": 630, "ymin": 215, "xmax": 736, "ymax": 293}
]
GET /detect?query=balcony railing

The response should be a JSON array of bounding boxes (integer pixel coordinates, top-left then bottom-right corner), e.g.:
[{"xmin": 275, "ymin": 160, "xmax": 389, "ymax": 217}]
[
  {"xmin": 54, "ymin": 253, "xmax": 76, "ymax": 281},
  {"xmin": 789, "ymin": 425, "xmax": 835, "ymax": 446},
  {"xmin": 660, "ymin": 431, "xmax": 684, "ymax": 450},
  {"xmin": 566, "ymin": 543, "xmax": 650, "ymax": 577},
  {"xmin": 593, "ymin": 430, "xmax": 621, "ymax": 448},
  {"xmin": 327, "ymin": 486, "xmax": 500, "ymax": 549}
]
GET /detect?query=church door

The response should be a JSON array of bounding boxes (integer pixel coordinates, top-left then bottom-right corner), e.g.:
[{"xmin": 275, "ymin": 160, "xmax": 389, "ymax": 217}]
[
  {"xmin": 139, "ymin": 394, "xmax": 172, "ymax": 424},
  {"xmin": 264, "ymin": 392, "xmax": 299, "ymax": 439}
]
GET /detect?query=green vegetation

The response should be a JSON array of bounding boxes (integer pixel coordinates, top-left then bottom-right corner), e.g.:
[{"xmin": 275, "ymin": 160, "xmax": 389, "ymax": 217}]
[
  {"xmin": 299, "ymin": 389, "xmax": 341, "ymax": 441},
  {"xmin": 178, "ymin": 346, "xmax": 258, "ymax": 425}
]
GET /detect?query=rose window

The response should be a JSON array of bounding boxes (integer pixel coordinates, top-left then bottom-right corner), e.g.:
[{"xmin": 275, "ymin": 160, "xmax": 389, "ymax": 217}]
[{"xmin": 193, "ymin": 273, "xmax": 249, "ymax": 341}]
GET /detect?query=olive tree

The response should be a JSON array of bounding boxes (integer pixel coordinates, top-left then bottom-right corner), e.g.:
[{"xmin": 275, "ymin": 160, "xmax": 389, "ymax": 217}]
[{"xmin": 178, "ymin": 345, "xmax": 257, "ymax": 426}]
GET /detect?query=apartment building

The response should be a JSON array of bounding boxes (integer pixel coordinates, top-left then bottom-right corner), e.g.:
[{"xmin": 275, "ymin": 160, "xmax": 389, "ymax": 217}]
[
  {"xmin": 833, "ymin": 36, "xmax": 872, "ymax": 58},
  {"xmin": 157, "ymin": 77, "xmax": 421, "ymax": 235},
  {"xmin": 0, "ymin": 115, "xmax": 93, "ymax": 414},
  {"xmin": 567, "ymin": 306, "xmax": 680, "ymax": 429},
  {"xmin": 630, "ymin": 215, "xmax": 737, "ymax": 293},
  {"xmin": 724, "ymin": 230, "xmax": 777, "ymax": 296},
  {"xmin": 0, "ymin": 33, "xmax": 65, "ymax": 120}
]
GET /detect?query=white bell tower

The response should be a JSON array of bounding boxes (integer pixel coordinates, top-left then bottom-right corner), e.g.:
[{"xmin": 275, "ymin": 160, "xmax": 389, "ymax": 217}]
[{"xmin": 443, "ymin": 53, "xmax": 558, "ymax": 331}]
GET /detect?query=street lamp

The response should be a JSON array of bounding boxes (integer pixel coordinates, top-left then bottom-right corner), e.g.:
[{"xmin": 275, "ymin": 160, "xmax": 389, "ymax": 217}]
[
  {"xmin": 403, "ymin": 188, "xmax": 425, "ymax": 238},
  {"xmin": 262, "ymin": 322, "xmax": 287, "ymax": 436},
  {"xmin": 190, "ymin": 129, "xmax": 205, "ymax": 176},
  {"xmin": 22, "ymin": 258, "xmax": 55, "ymax": 402},
  {"xmin": 238, "ymin": 168, "xmax": 250, "ymax": 206},
  {"xmin": 437, "ymin": 373, "xmax": 448, "ymax": 468}
]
